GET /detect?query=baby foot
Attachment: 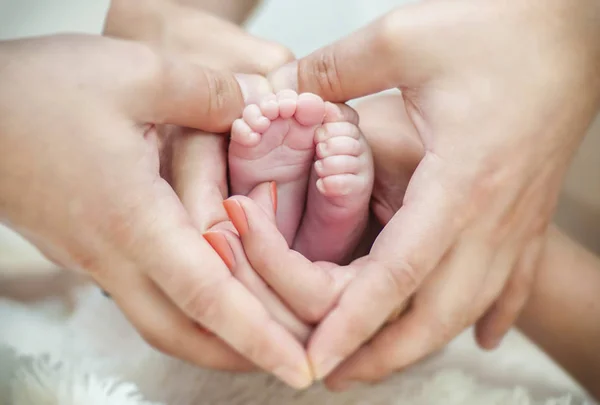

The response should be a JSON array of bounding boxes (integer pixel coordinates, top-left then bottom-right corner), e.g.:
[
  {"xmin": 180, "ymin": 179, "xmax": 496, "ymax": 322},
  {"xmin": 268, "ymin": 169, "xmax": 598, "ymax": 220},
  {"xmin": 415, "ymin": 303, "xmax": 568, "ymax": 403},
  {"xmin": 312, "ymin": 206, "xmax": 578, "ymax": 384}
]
[
  {"xmin": 228, "ymin": 90, "xmax": 326, "ymax": 244},
  {"xmin": 293, "ymin": 111, "xmax": 374, "ymax": 264}
]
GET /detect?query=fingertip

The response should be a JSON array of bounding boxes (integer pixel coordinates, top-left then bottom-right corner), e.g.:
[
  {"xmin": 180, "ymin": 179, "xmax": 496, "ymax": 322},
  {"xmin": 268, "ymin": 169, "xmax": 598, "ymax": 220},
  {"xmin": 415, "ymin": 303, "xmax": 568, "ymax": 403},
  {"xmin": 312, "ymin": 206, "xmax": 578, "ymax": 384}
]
[
  {"xmin": 235, "ymin": 73, "xmax": 274, "ymax": 105},
  {"xmin": 223, "ymin": 199, "xmax": 249, "ymax": 236},
  {"xmin": 203, "ymin": 231, "xmax": 235, "ymax": 270},
  {"xmin": 267, "ymin": 61, "xmax": 299, "ymax": 93}
]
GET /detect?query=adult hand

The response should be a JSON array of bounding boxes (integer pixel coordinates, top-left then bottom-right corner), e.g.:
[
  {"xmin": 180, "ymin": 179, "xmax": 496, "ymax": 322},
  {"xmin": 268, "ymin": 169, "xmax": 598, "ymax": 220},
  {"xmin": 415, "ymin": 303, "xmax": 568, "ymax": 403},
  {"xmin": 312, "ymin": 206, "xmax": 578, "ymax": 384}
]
[
  {"xmin": 105, "ymin": 0, "xmax": 313, "ymax": 371},
  {"xmin": 104, "ymin": 0, "xmax": 293, "ymax": 75},
  {"xmin": 267, "ymin": 0, "xmax": 600, "ymax": 385},
  {"xmin": 0, "ymin": 34, "xmax": 311, "ymax": 388}
]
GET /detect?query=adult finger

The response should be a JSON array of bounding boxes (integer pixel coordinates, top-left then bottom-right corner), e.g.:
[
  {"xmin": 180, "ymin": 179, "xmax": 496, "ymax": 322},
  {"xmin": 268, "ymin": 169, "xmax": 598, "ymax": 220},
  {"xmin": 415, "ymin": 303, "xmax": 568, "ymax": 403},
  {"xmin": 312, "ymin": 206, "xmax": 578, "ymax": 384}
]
[
  {"xmin": 305, "ymin": 154, "xmax": 464, "ymax": 379},
  {"xmin": 203, "ymin": 181, "xmax": 312, "ymax": 343},
  {"xmin": 169, "ymin": 127, "xmax": 229, "ymax": 232},
  {"xmin": 322, "ymin": 233, "xmax": 503, "ymax": 387},
  {"xmin": 268, "ymin": 2, "xmax": 441, "ymax": 100},
  {"xmin": 107, "ymin": 178, "xmax": 312, "ymax": 389},
  {"xmin": 205, "ymin": 227, "xmax": 313, "ymax": 344},
  {"xmin": 133, "ymin": 51, "xmax": 254, "ymax": 132},
  {"xmin": 223, "ymin": 194, "xmax": 350, "ymax": 323},
  {"xmin": 168, "ymin": 129, "xmax": 313, "ymax": 343},
  {"xmin": 104, "ymin": 265, "xmax": 253, "ymax": 371},
  {"xmin": 475, "ymin": 235, "xmax": 544, "ymax": 349}
]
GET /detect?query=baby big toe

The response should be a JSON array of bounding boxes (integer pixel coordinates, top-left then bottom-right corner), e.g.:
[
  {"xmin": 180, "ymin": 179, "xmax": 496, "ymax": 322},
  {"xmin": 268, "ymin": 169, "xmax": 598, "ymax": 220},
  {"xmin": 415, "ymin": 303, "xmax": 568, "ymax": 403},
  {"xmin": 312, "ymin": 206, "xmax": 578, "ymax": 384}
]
[{"xmin": 295, "ymin": 93, "xmax": 326, "ymax": 126}]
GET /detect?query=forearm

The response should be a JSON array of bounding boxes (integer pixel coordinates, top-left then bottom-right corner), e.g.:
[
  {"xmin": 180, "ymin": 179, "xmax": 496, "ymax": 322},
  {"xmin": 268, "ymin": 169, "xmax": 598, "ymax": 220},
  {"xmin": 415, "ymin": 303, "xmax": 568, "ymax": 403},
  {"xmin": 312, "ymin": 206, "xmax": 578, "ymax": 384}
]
[{"xmin": 517, "ymin": 226, "xmax": 600, "ymax": 400}]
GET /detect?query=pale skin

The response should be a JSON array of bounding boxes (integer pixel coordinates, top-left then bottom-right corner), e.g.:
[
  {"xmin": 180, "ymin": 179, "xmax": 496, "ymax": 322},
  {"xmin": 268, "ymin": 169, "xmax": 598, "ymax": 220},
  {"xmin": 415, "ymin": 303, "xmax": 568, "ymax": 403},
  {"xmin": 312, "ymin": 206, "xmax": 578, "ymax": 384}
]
[
  {"xmin": 249, "ymin": 0, "xmax": 600, "ymax": 386},
  {"xmin": 228, "ymin": 91, "xmax": 373, "ymax": 264},
  {"xmin": 0, "ymin": 34, "xmax": 315, "ymax": 389},
  {"xmin": 3, "ymin": 0, "xmax": 600, "ymax": 393},
  {"xmin": 222, "ymin": 92, "xmax": 600, "ymax": 399}
]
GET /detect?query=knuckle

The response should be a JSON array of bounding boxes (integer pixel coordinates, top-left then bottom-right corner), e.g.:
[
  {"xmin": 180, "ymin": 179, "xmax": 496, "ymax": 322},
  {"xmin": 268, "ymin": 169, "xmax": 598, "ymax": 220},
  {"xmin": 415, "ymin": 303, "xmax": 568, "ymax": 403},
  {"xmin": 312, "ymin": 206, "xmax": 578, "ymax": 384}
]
[
  {"xmin": 381, "ymin": 259, "xmax": 421, "ymax": 302},
  {"xmin": 340, "ymin": 307, "xmax": 379, "ymax": 345},
  {"xmin": 179, "ymin": 279, "xmax": 227, "ymax": 325},
  {"xmin": 234, "ymin": 332, "xmax": 276, "ymax": 368},
  {"xmin": 199, "ymin": 68, "xmax": 229, "ymax": 122},
  {"xmin": 301, "ymin": 302, "xmax": 329, "ymax": 324},
  {"xmin": 299, "ymin": 48, "xmax": 343, "ymax": 99}
]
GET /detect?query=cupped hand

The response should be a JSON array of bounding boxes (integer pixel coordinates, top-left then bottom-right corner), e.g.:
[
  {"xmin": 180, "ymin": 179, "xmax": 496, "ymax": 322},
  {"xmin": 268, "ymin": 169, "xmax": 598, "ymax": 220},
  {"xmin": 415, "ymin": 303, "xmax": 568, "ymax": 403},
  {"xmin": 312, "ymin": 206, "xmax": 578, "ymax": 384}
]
[
  {"xmin": 105, "ymin": 0, "xmax": 316, "ymax": 383},
  {"xmin": 0, "ymin": 34, "xmax": 312, "ymax": 388},
  {"xmin": 265, "ymin": 0, "xmax": 600, "ymax": 385}
]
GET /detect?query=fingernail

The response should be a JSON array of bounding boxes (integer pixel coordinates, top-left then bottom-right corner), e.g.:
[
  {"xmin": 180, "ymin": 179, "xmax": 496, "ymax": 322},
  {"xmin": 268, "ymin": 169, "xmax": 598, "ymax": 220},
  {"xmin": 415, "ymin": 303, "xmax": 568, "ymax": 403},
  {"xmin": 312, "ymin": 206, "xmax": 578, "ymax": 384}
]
[
  {"xmin": 235, "ymin": 73, "xmax": 273, "ymax": 105},
  {"xmin": 270, "ymin": 181, "xmax": 278, "ymax": 213},
  {"xmin": 223, "ymin": 199, "xmax": 249, "ymax": 236},
  {"xmin": 312, "ymin": 356, "xmax": 343, "ymax": 380},
  {"xmin": 267, "ymin": 61, "xmax": 299, "ymax": 93},
  {"xmin": 203, "ymin": 231, "xmax": 235, "ymax": 270},
  {"xmin": 314, "ymin": 160, "xmax": 324, "ymax": 172},
  {"xmin": 274, "ymin": 365, "xmax": 313, "ymax": 390}
]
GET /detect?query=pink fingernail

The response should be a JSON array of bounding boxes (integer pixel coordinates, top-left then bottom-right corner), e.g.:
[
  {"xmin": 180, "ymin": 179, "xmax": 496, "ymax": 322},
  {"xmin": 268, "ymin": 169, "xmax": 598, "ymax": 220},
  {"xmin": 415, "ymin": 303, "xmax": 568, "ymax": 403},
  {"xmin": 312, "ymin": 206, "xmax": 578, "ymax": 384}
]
[
  {"xmin": 223, "ymin": 199, "xmax": 249, "ymax": 236},
  {"xmin": 203, "ymin": 232, "xmax": 235, "ymax": 270},
  {"xmin": 270, "ymin": 181, "xmax": 278, "ymax": 213}
]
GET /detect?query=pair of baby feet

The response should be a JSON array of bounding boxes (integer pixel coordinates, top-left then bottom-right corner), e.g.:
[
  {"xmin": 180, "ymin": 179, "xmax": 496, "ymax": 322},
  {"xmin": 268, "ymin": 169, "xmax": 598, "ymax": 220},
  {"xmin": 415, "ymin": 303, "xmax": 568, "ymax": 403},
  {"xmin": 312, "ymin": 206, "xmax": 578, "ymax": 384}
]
[{"xmin": 228, "ymin": 90, "xmax": 374, "ymax": 263}]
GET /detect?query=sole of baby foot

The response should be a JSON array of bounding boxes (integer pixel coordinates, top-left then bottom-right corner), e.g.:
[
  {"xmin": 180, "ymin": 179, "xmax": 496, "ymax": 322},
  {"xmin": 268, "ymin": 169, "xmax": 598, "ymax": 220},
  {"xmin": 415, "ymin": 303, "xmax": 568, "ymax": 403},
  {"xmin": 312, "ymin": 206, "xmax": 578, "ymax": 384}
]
[
  {"xmin": 228, "ymin": 90, "xmax": 326, "ymax": 244},
  {"xmin": 293, "ymin": 120, "xmax": 374, "ymax": 264}
]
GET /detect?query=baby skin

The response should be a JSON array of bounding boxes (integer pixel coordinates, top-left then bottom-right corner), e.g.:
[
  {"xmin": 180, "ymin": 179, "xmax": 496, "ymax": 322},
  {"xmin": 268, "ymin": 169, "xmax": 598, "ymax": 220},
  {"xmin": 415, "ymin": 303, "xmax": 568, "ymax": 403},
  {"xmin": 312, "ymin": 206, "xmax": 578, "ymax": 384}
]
[{"xmin": 228, "ymin": 90, "xmax": 374, "ymax": 264}]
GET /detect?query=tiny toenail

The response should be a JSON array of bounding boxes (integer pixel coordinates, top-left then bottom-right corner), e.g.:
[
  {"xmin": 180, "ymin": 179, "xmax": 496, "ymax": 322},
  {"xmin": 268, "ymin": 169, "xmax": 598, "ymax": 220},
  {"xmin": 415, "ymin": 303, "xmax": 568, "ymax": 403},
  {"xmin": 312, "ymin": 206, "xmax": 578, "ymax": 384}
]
[
  {"xmin": 316, "ymin": 179, "xmax": 326, "ymax": 193},
  {"xmin": 317, "ymin": 143, "xmax": 328, "ymax": 156},
  {"xmin": 315, "ymin": 160, "xmax": 324, "ymax": 172},
  {"xmin": 315, "ymin": 127, "xmax": 326, "ymax": 142}
]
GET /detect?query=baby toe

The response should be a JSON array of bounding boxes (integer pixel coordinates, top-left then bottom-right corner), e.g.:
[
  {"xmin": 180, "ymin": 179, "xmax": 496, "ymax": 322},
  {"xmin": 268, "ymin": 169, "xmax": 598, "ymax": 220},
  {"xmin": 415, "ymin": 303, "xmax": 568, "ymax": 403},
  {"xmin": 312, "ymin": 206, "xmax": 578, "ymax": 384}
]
[
  {"xmin": 276, "ymin": 89, "xmax": 298, "ymax": 119},
  {"xmin": 295, "ymin": 93, "xmax": 326, "ymax": 126},
  {"xmin": 316, "ymin": 136, "xmax": 362, "ymax": 159},
  {"xmin": 231, "ymin": 119, "xmax": 261, "ymax": 147},
  {"xmin": 316, "ymin": 174, "xmax": 367, "ymax": 198},
  {"xmin": 314, "ymin": 155, "xmax": 361, "ymax": 177},
  {"xmin": 243, "ymin": 104, "xmax": 271, "ymax": 133},
  {"xmin": 259, "ymin": 93, "xmax": 280, "ymax": 120},
  {"xmin": 315, "ymin": 122, "xmax": 361, "ymax": 143}
]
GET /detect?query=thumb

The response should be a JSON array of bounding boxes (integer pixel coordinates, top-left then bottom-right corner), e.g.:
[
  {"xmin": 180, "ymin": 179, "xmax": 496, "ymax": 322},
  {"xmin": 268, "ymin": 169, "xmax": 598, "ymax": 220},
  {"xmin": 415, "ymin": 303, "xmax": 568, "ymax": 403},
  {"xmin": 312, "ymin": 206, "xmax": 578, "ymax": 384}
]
[
  {"xmin": 268, "ymin": 3, "xmax": 438, "ymax": 101},
  {"xmin": 139, "ymin": 55, "xmax": 261, "ymax": 132}
]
